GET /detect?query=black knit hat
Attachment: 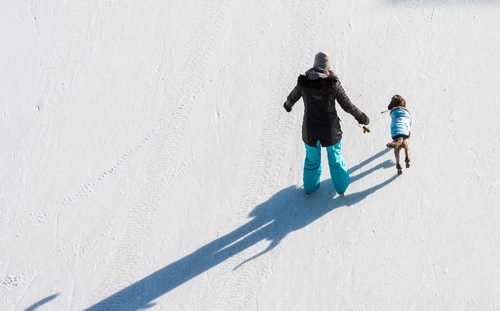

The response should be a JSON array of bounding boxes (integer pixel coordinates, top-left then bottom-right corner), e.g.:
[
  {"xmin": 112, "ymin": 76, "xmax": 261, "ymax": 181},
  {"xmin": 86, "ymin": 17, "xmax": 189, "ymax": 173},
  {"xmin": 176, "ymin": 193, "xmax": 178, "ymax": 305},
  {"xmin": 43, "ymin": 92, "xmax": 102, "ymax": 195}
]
[{"xmin": 313, "ymin": 52, "xmax": 330, "ymax": 70}]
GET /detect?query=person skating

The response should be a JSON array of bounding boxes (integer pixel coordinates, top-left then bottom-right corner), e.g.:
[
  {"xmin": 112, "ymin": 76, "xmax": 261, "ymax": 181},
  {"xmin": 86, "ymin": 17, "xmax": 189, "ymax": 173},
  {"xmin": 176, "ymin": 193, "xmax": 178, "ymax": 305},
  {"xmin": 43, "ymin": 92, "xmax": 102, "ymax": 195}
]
[{"xmin": 283, "ymin": 52, "xmax": 370, "ymax": 195}]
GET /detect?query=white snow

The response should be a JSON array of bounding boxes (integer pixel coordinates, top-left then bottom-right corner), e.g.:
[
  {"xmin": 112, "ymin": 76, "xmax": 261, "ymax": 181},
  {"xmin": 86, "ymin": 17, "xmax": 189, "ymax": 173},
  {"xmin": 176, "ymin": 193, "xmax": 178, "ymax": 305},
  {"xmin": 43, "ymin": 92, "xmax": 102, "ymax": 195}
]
[{"xmin": 2, "ymin": 0, "xmax": 500, "ymax": 310}]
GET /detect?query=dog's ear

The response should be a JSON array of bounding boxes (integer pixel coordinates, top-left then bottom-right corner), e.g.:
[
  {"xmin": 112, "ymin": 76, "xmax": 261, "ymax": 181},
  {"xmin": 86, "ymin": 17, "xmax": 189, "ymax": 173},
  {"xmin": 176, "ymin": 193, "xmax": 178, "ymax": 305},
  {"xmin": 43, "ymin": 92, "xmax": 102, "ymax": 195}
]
[{"xmin": 388, "ymin": 101, "xmax": 397, "ymax": 110}]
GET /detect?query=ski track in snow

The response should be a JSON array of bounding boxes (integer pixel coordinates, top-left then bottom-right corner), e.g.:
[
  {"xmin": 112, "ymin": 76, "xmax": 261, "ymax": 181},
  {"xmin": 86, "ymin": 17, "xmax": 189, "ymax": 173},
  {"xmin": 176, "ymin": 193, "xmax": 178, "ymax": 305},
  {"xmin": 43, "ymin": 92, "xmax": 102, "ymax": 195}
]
[
  {"xmin": 85, "ymin": 1, "xmax": 230, "ymax": 308},
  {"xmin": 16, "ymin": 1, "xmax": 229, "ymax": 309},
  {"xmin": 16, "ymin": 2, "xmax": 134, "ymax": 230}
]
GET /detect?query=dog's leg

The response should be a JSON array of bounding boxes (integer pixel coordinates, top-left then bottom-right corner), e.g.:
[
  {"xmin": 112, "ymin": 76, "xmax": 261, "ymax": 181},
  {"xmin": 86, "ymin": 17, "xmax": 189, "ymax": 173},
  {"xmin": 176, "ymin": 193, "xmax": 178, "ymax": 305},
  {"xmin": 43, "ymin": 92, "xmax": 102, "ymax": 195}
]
[
  {"xmin": 403, "ymin": 138, "xmax": 410, "ymax": 168},
  {"xmin": 394, "ymin": 147, "xmax": 402, "ymax": 174}
]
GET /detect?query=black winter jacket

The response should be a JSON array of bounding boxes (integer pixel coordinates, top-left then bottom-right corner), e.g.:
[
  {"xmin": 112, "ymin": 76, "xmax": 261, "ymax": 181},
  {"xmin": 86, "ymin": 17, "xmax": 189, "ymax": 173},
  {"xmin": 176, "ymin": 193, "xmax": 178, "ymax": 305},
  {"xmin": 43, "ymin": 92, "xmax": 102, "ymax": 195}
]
[{"xmin": 285, "ymin": 75, "xmax": 369, "ymax": 147}]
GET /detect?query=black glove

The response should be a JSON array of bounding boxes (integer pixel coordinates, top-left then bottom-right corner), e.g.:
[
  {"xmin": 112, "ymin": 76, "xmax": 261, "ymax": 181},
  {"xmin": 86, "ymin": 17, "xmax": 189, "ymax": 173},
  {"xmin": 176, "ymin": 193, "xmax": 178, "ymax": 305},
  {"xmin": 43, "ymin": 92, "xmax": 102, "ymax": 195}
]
[
  {"xmin": 283, "ymin": 102, "xmax": 292, "ymax": 112},
  {"xmin": 356, "ymin": 113, "xmax": 370, "ymax": 125}
]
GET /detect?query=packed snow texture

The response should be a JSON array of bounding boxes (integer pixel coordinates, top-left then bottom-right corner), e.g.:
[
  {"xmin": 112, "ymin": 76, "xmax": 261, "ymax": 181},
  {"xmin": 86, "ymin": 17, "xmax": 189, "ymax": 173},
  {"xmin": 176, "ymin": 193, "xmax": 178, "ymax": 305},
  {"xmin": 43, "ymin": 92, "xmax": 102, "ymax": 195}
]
[{"xmin": 2, "ymin": 0, "xmax": 500, "ymax": 310}]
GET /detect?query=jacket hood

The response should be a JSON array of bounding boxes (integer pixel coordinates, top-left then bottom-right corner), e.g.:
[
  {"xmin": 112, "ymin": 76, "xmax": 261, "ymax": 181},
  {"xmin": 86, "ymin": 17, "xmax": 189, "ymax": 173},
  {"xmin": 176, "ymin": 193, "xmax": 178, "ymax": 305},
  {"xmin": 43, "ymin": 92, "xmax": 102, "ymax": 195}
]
[
  {"xmin": 305, "ymin": 67, "xmax": 329, "ymax": 80},
  {"xmin": 298, "ymin": 71, "xmax": 338, "ymax": 91}
]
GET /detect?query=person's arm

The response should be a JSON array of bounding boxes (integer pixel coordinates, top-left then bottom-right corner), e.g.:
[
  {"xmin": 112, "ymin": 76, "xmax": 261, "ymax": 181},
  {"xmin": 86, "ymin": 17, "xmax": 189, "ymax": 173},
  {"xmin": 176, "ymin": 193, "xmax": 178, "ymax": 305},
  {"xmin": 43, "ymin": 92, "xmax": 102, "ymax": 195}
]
[
  {"xmin": 283, "ymin": 85, "xmax": 302, "ymax": 112},
  {"xmin": 335, "ymin": 82, "xmax": 370, "ymax": 125}
]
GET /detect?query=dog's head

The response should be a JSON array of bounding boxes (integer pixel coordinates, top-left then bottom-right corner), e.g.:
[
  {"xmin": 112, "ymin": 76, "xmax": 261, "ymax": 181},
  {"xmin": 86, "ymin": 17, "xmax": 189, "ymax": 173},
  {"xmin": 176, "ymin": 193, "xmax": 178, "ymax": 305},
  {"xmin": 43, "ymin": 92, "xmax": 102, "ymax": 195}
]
[{"xmin": 388, "ymin": 95, "xmax": 406, "ymax": 110}]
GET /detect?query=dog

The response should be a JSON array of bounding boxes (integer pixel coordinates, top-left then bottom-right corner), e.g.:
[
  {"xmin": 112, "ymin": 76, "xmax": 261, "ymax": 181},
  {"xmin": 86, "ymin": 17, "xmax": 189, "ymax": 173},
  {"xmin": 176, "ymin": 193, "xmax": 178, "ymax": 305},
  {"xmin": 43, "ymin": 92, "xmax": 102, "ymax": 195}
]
[{"xmin": 386, "ymin": 95, "xmax": 412, "ymax": 174}]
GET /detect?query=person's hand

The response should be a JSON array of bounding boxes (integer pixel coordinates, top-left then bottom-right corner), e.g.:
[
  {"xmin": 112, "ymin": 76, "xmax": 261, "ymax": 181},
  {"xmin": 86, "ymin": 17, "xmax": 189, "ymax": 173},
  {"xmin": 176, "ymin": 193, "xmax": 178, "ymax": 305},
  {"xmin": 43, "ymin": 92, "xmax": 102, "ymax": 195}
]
[
  {"xmin": 283, "ymin": 102, "xmax": 292, "ymax": 112},
  {"xmin": 356, "ymin": 113, "xmax": 370, "ymax": 125}
]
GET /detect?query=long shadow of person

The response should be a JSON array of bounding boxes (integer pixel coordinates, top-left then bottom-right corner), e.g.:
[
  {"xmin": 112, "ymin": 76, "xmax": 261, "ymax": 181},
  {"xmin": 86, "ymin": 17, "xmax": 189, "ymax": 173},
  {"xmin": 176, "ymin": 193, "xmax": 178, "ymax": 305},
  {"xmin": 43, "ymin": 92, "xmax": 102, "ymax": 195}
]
[{"xmin": 86, "ymin": 149, "xmax": 394, "ymax": 311}]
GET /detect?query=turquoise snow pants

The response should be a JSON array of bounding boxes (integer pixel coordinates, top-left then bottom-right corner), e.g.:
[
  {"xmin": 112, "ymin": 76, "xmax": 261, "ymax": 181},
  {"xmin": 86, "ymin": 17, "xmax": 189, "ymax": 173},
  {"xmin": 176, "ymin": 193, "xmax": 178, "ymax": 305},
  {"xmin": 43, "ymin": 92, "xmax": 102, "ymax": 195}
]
[{"xmin": 303, "ymin": 140, "xmax": 350, "ymax": 194}]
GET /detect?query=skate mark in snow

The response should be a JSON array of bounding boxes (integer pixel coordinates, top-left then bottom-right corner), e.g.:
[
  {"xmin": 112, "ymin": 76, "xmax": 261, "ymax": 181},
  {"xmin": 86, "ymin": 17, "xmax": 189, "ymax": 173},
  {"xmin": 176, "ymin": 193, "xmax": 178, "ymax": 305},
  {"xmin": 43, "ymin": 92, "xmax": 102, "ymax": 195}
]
[
  {"xmin": 86, "ymin": 0, "xmax": 230, "ymax": 306},
  {"xmin": 34, "ymin": 0, "xmax": 225, "ymax": 232},
  {"xmin": 23, "ymin": 2, "xmax": 229, "ymax": 308}
]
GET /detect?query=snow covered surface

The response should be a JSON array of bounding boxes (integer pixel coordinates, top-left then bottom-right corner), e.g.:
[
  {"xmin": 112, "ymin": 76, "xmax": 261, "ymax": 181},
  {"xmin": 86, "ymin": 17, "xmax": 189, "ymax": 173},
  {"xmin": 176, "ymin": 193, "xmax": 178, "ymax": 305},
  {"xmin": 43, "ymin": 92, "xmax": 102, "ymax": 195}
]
[{"xmin": 2, "ymin": 0, "xmax": 500, "ymax": 310}]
